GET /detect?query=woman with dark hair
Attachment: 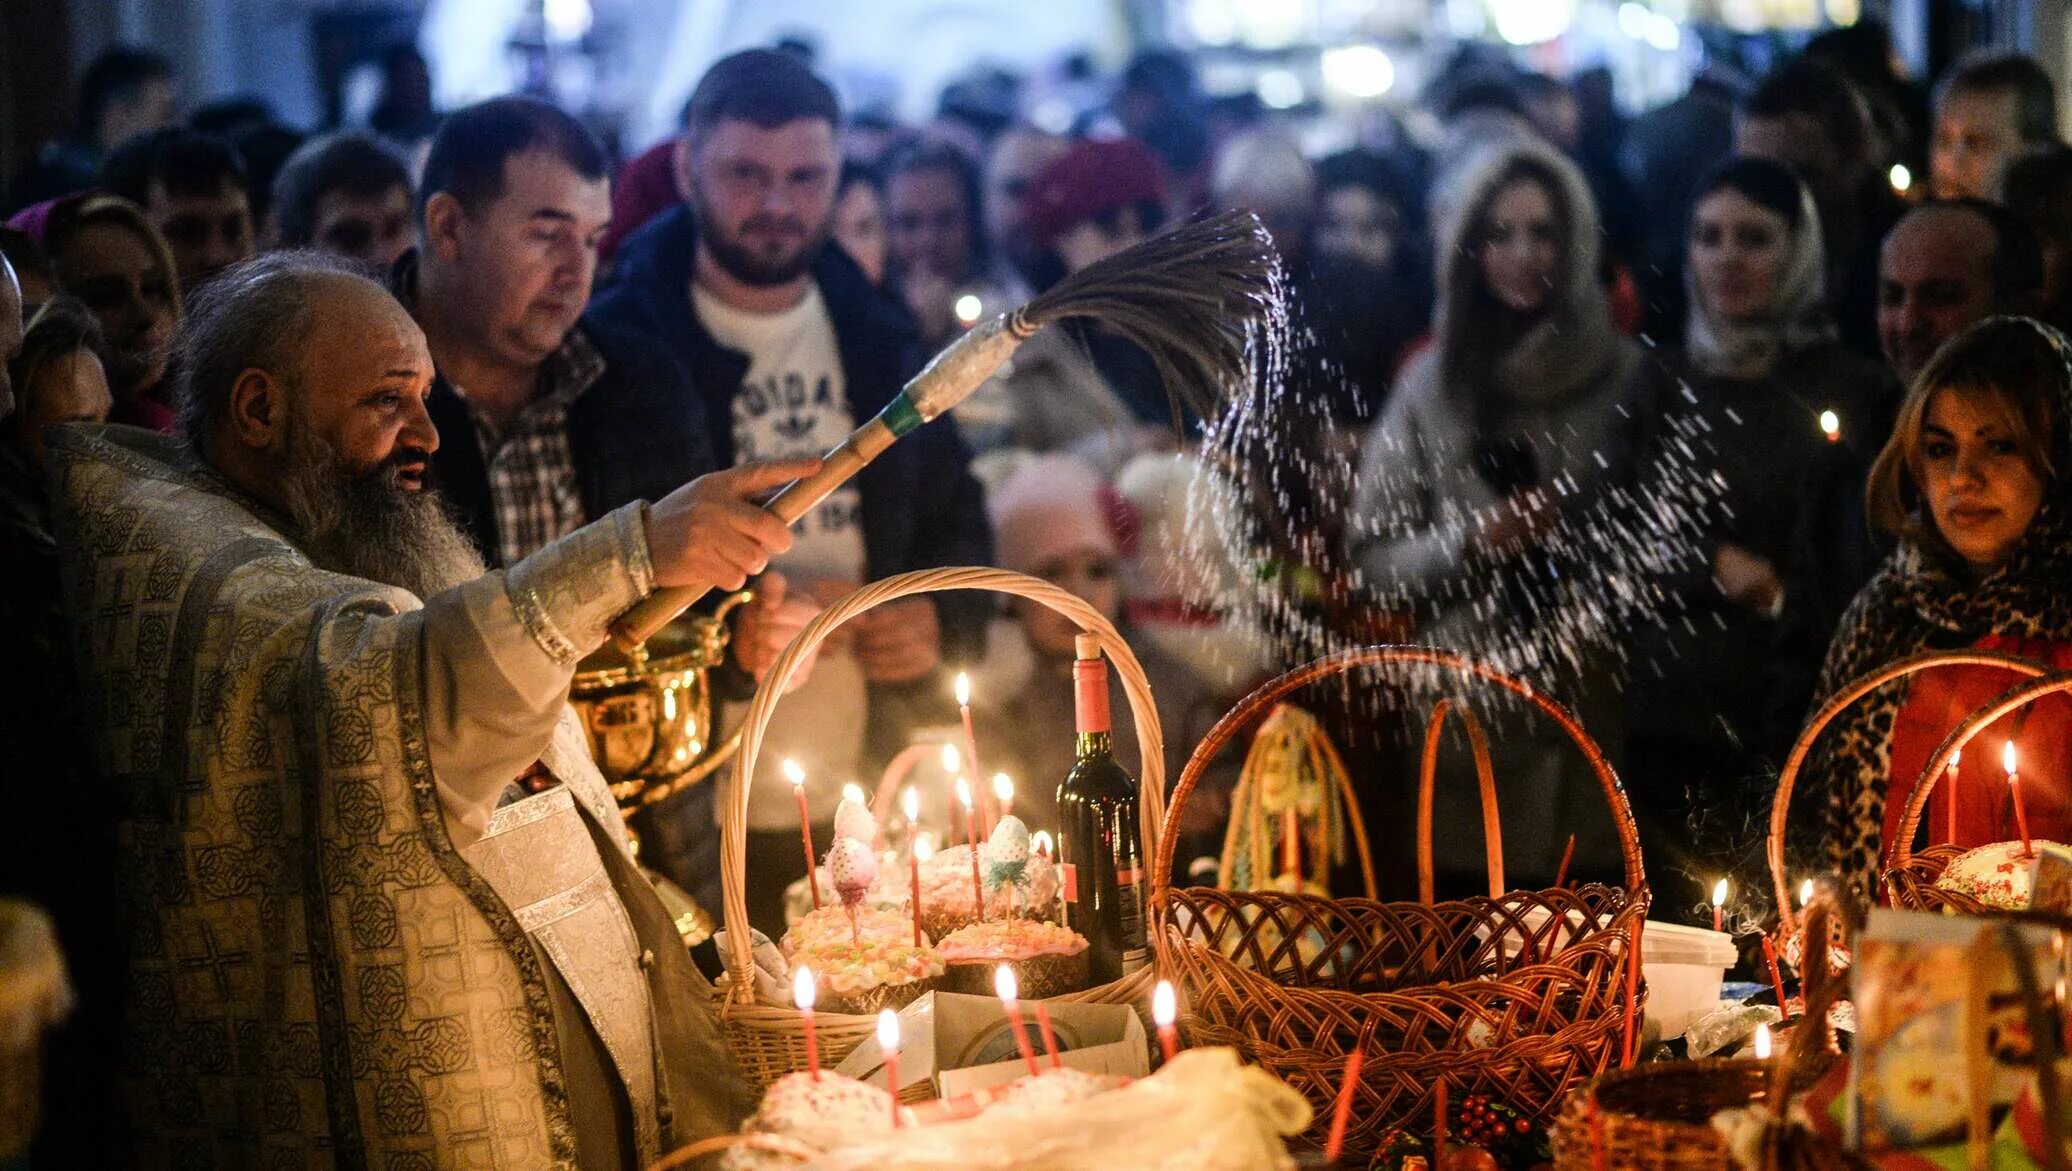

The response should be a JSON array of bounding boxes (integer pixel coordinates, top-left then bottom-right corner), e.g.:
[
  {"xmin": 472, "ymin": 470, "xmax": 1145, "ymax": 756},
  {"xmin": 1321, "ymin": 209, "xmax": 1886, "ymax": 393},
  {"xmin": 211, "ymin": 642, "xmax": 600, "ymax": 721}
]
[
  {"xmin": 36, "ymin": 194, "xmax": 182, "ymax": 430},
  {"xmin": 1348, "ymin": 138, "xmax": 1642, "ymax": 887},
  {"xmin": 831, "ymin": 160, "xmax": 888, "ymax": 286},
  {"xmin": 880, "ymin": 136, "xmax": 1011, "ymax": 348},
  {"xmin": 1623, "ymin": 158, "xmax": 1889, "ymax": 868},
  {"xmin": 1808, "ymin": 318, "xmax": 2072, "ymax": 899}
]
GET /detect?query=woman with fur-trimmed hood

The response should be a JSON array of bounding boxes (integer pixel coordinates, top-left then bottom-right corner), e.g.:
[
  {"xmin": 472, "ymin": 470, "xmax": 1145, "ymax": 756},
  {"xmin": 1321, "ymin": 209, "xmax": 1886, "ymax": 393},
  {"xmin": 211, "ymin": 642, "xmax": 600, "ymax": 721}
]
[{"xmin": 1347, "ymin": 138, "xmax": 1645, "ymax": 888}]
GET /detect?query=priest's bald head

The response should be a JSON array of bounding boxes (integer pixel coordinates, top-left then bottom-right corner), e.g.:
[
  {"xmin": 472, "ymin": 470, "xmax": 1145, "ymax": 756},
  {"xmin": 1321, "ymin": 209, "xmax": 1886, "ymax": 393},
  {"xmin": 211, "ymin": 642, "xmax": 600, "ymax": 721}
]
[{"xmin": 177, "ymin": 250, "xmax": 484, "ymax": 596}]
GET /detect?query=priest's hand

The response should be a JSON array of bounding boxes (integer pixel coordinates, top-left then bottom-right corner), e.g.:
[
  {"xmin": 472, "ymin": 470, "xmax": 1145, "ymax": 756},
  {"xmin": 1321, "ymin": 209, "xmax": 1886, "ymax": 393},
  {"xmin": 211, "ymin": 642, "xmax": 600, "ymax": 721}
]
[
  {"xmin": 647, "ymin": 458, "xmax": 821, "ymax": 591},
  {"xmin": 732, "ymin": 571, "xmax": 822, "ymax": 693}
]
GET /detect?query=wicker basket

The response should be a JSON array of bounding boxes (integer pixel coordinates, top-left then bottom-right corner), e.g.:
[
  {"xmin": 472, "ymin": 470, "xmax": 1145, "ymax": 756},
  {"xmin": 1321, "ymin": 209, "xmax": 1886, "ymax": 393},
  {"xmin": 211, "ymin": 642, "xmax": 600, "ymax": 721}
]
[
  {"xmin": 1547, "ymin": 1059, "xmax": 1824, "ymax": 1171},
  {"xmin": 1765, "ymin": 650, "xmax": 2047, "ymax": 930},
  {"xmin": 718, "ymin": 567, "xmax": 1167, "ymax": 1092},
  {"xmin": 1151, "ymin": 646, "xmax": 1650, "ymax": 1158}
]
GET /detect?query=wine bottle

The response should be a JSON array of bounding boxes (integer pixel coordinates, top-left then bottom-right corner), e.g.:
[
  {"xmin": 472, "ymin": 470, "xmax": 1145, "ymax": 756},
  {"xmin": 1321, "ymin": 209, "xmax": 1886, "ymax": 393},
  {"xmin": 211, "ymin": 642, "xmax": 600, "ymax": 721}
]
[{"xmin": 1056, "ymin": 635, "xmax": 1148, "ymax": 983}]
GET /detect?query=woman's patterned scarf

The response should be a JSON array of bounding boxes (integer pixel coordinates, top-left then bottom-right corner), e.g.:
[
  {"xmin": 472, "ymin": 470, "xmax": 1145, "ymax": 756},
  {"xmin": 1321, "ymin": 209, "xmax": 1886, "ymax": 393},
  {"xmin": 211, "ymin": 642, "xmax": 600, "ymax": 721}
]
[{"xmin": 1803, "ymin": 318, "xmax": 2072, "ymax": 900}]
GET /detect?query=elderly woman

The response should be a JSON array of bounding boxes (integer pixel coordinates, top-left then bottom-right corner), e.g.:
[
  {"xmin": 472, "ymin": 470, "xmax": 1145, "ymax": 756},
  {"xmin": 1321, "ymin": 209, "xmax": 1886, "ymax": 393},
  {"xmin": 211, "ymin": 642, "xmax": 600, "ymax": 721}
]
[
  {"xmin": 1624, "ymin": 158, "xmax": 1889, "ymax": 873},
  {"xmin": 1809, "ymin": 317, "xmax": 2072, "ymax": 899}
]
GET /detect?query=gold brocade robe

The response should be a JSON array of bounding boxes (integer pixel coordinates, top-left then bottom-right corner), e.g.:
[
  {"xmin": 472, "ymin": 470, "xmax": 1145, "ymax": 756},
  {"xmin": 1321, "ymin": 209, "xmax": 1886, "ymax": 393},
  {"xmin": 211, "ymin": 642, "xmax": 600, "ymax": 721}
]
[{"xmin": 49, "ymin": 425, "xmax": 752, "ymax": 1168}]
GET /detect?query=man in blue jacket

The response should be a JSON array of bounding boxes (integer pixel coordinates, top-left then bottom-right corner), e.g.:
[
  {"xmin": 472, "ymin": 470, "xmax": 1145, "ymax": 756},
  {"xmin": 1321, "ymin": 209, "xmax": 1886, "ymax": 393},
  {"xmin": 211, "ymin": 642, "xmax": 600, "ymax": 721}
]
[{"xmin": 590, "ymin": 51, "xmax": 992, "ymax": 932}]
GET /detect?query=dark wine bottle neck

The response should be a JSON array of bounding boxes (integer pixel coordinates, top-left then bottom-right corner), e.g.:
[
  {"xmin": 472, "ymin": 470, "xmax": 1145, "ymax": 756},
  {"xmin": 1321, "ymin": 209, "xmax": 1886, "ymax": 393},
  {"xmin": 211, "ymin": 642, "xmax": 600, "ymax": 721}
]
[{"xmin": 1075, "ymin": 730, "xmax": 1114, "ymax": 760}]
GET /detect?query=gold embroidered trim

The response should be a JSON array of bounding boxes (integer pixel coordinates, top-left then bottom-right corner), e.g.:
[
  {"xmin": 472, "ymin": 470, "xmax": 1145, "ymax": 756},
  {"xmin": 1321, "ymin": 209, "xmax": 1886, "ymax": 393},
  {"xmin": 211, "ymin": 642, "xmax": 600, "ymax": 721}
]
[
  {"xmin": 484, "ymin": 785, "xmax": 574, "ymax": 838},
  {"xmin": 511, "ymin": 867, "xmax": 613, "ymax": 933}
]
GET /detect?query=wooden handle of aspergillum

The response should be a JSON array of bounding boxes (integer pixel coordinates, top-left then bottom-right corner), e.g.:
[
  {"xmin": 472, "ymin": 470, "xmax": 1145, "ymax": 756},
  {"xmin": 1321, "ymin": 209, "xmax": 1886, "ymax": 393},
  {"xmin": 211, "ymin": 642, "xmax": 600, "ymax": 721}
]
[{"xmin": 606, "ymin": 418, "xmax": 898, "ymax": 652}]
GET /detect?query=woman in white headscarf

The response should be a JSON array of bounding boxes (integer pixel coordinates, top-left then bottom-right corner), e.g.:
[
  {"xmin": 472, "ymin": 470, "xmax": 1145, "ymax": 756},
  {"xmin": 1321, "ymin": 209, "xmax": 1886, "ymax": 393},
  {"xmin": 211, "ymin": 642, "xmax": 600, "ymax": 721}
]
[{"xmin": 1623, "ymin": 157, "xmax": 1890, "ymax": 878}]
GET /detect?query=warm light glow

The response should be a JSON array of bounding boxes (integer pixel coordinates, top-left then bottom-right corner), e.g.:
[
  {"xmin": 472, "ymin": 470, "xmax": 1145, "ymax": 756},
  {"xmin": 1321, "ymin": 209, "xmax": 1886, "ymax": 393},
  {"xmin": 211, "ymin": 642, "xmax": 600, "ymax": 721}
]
[
  {"xmin": 877, "ymin": 1007, "xmax": 901, "ymax": 1052},
  {"xmin": 1753, "ymin": 1023, "xmax": 1772, "ymax": 1060},
  {"xmin": 1152, "ymin": 979, "xmax": 1177, "ymax": 1027},
  {"xmin": 1950, "ymin": 749, "xmax": 1961, "ymax": 771},
  {"xmin": 1889, "ymin": 163, "xmax": 1912, "ymax": 193},
  {"xmin": 2005, "ymin": 739, "xmax": 2019, "ymax": 776},
  {"xmin": 1799, "ymin": 879, "xmax": 1814, "ymax": 908},
  {"xmin": 1711, "ymin": 878, "xmax": 1728, "ymax": 908},
  {"xmin": 954, "ymin": 294, "xmax": 983, "ymax": 325},
  {"xmin": 1032, "ymin": 830, "xmax": 1053, "ymax": 858},
  {"xmin": 782, "ymin": 758, "xmax": 806, "ymax": 788},
  {"xmin": 1320, "ymin": 44, "xmax": 1395, "ymax": 99},
  {"xmin": 940, "ymin": 743, "xmax": 961, "ymax": 774},
  {"xmin": 793, "ymin": 966, "xmax": 817, "ymax": 1011},
  {"xmin": 992, "ymin": 773, "xmax": 1014, "ymax": 805},
  {"xmin": 954, "ymin": 672, "xmax": 972, "ymax": 707},
  {"xmin": 902, "ymin": 786, "xmax": 920, "ymax": 823},
  {"xmin": 1818, "ymin": 409, "xmax": 1840, "ymax": 439},
  {"xmin": 955, "ymin": 777, "xmax": 973, "ymax": 810},
  {"xmin": 913, "ymin": 833, "xmax": 936, "ymax": 862},
  {"xmin": 994, "ymin": 963, "xmax": 1019, "ymax": 1003},
  {"xmin": 842, "ymin": 782, "xmax": 868, "ymax": 807}
]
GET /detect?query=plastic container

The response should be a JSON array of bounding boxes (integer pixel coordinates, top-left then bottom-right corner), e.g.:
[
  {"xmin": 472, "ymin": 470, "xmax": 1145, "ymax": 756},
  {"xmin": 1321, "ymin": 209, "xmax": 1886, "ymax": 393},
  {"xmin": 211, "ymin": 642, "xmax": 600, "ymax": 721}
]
[{"xmin": 1637, "ymin": 920, "xmax": 1737, "ymax": 1043}]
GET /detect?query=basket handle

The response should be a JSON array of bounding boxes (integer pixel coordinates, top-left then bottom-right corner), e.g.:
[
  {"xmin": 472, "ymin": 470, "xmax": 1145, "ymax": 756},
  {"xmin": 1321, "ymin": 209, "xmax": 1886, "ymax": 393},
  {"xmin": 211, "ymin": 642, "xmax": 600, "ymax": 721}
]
[
  {"xmin": 1767, "ymin": 650, "xmax": 2045, "ymax": 933},
  {"xmin": 1418, "ymin": 699, "xmax": 1504, "ymax": 903},
  {"xmin": 720, "ymin": 567, "xmax": 1168, "ymax": 996},
  {"xmin": 1152, "ymin": 645, "xmax": 1644, "ymax": 908},
  {"xmin": 1886, "ymin": 668, "xmax": 2072, "ymax": 875}
]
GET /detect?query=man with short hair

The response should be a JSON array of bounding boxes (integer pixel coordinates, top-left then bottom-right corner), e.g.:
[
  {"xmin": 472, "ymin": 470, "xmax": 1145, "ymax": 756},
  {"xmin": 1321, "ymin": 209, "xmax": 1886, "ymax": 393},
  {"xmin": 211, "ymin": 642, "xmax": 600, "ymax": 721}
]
[
  {"xmin": 1736, "ymin": 56, "xmax": 1903, "ymax": 356},
  {"xmin": 53, "ymin": 250, "xmax": 789, "ymax": 1166},
  {"xmin": 591, "ymin": 49, "xmax": 992, "ymax": 933},
  {"xmin": 1766, "ymin": 200, "xmax": 2044, "ymax": 744},
  {"xmin": 1931, "ymin": 52, "xmax": 2060, "ymax": 200},
  {"xmin": 981, "ymin": 125, "xmax": 1066, "ymax": 292},
  {"xmin": 269, "ymin": 131, "xmax": 415, "ymax": 267},
  {"xmin": 7, "ymin": 47, "xmax": 177, "ymax": 212},
  {"xmin": 98, "ymin": 126, "xmax": 255, "ymax": 291}
]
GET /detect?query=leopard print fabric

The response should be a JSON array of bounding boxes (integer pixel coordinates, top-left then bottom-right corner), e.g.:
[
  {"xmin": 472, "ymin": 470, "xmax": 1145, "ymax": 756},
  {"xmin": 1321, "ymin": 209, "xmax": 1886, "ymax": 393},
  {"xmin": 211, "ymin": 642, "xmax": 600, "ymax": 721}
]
[{"xmin": 1802, "ymin": 318, "xmax": 2072, "ymax": 902}]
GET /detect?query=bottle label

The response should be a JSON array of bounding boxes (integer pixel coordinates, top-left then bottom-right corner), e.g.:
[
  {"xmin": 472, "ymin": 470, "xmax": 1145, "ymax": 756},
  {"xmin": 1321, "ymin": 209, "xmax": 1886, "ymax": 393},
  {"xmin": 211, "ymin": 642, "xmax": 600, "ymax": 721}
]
[
  {"xmin": 1060, "ymin": 862, "xmax": 1078, "ymax": 905},
  {"xmin": 1073, "ymin": 657, "xmax": 1112, "ymax": 735},
  {"xmin": 1117, "ymin": 872, "xmax": 1149, "ymax": 973}
]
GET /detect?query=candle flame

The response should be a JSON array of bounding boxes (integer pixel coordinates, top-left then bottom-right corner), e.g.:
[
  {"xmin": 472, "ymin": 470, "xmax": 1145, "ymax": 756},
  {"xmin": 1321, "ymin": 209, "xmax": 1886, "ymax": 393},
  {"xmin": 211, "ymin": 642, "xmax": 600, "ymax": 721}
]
[
  {"xmin": 940, "ymin": 743, "xmax": 961, "ymax": 773},
  {"xmin": 1818, "ymin": 409, "xmax": 1840, "ymax": 440},
  {"xmin": 1950, "ymin": 749, "xmax": 1961, "ymax": 771},
  {"xmin": 1799, "ymin": 878, "xmax": 1813, "ymax": 908},
  {"xmin": 793, "ymin": 966, "xmax": 817, "ymax": 1011},
  {"xmin": 877, "ymin": 1007, "xmax": 901, "ymax": 1052},
  {"xmin": 994, "ymin": 963, "xmax": 1019, "ymax": 1003},
  {"xmin": 842, "ymin": 782, "xmax": 868, "ymax": 807},
  {"xmin": 1152, "ymin": 979, "xmax": 1177, "ymax": 1027},
  {"xmin": 992, "ymin": 772, "xmax": 1013, "ymax": 804},
  {"xmin": 1753, "ymin": 1023, "xmax": 1772, "ymax": 1060},
  {"xmin": 902, "ymin": 786, "xmax": 920, "ymax": 822},
  {"xmin": 913, "ymin": 833, "xmax": 935, "ymax": 862},
  {"xmin": 1032, "ymin": 830, "xmax": 1054, "ymax": 857},
  {"xmin": 2005, "ymin": 739, "xmax": 2019, "ymax": 776},
  {"xmin": 954, "ymin": 671, "xmax": 972, "ymax": 707},
  {"xmin": 1711, "ymin": 877, "xmax": 1728, "ymax": 907},
  {"xmin": 782, "ymin": 758, "xmax": 806, "ymax": 788},
  {"xmin": 955, "ymin": 776, "xmax": 973, "ymax": 809}
]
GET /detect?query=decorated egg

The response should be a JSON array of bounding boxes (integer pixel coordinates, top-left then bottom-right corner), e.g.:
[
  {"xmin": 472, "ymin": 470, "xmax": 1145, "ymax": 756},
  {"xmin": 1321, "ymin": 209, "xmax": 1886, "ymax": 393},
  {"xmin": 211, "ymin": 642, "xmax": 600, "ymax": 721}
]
[
  {"xmin": 833, "ymin": 795, "xmax": 877, "ymax": 847},
  {"xmin": 826, "ymin": 836, "xmax": 879, "ymax": 904}
]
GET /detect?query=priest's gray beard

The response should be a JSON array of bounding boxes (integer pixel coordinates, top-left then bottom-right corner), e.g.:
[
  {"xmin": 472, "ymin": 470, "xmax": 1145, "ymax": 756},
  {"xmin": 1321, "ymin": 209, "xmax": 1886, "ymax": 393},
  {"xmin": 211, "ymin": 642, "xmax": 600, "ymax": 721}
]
[{"xmin": 273, "ymin": 408, "xmax": 486, "ymax": 599}]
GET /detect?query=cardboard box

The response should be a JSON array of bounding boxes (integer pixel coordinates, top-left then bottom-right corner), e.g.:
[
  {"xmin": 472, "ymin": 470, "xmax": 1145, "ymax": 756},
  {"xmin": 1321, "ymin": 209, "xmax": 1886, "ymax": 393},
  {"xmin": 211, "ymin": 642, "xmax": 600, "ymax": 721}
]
[{"xmin": 834, "ymin": 991, "xmax": 1148, "ymax": 1097}]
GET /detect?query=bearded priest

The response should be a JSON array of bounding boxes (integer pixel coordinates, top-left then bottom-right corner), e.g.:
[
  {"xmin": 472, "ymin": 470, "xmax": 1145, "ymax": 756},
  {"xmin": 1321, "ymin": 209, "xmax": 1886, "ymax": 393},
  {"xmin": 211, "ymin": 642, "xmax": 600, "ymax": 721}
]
[{"xmin": 48, "ymin": 251, "xmax": 809, "ymax": 1169}]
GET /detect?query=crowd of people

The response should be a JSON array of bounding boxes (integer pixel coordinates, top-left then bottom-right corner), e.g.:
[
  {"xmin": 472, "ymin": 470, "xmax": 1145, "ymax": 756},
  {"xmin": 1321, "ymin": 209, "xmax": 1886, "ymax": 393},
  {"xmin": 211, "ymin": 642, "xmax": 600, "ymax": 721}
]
[{"xmin": 8, "ymin": 27, "xmax": 2072, "ymax": 1166}]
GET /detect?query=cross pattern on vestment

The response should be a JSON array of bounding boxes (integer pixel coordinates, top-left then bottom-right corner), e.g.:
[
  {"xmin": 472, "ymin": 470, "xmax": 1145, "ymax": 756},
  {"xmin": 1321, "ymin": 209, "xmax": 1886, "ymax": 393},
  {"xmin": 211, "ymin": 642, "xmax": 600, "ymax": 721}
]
[
  {"xmin": 176, "ymin": 921, "xmax": 253, "ymax": 999},
  {"xmin": 93, "ymin": 563, "xmax": 139, "ymax": 652}
]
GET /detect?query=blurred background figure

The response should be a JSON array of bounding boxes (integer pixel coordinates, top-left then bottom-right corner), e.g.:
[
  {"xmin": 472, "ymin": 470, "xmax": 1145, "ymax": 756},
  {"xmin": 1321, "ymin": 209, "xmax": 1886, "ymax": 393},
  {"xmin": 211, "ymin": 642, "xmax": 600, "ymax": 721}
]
[
  {"xmin": 96, "ymin": 127, "xmax": 255, "ymax": 292},
  {"xmin": 1930, "ymin": 52, "xmax": 2059, "ymax": 200},
  {"xmin": 268, "ymin": 131, "xmax": 414, "ymax": 267},
  {"xmin": 17, "ymin": 194, "xmax": 182, "ymax": 430},
  {"xmin": 2000, "ymin": 145, "xmax": 2072, "ymax": 334},
  {"xmin": 7, "ymin": 47, "xmax": 176, "ymax": 213},
  {"xmin": 982, "ymin": 124, "xmax": 1067, "ymax": 295},
  {"xmin": 831, "ymin": 160, "xmax": 887, "ymax": 286}
]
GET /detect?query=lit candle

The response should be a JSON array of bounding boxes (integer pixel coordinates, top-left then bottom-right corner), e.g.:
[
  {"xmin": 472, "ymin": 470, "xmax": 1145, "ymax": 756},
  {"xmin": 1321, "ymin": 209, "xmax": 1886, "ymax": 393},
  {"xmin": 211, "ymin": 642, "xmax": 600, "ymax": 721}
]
[
  {"xmin": 1760, "ymin": 934, "xmax": 1787, "ymax": 1014},
  {"xmin": 954, "ymin": 672, "xmax": 991, "ymax": 834},
  {"xmin": 1753, "ymin": 1022, "xmax": 1772, "ymax": 1060},
  {"xmin": 1032, "ymin": 999, "xmax": 1063, "ymax": 1070},
  {"xmin": 1798, "ymin": 878, "xmax": 1814, "ymax": 909},
  {"xmin": 1819, "ymin": 409, "xmax": 1841, "ymax": 443},
  {"xmin": 784, "ymin": 759, "xmax": 821, "ymax": 910},
  {"xmin": 877, "ymin": 1009, "xmax": 902, "ymax": 1124},
  {"xmin": 957, "ymin": 777, "xmax": 984, "ymax": 920},
  {"xmin": 992, "ymin": 772, "xmax": 1015, "ymax": 818},
  {"xmin": 1946, "ymin": 749, "xmax": 1961, "ymax": 845},
  {"xmin": 1032, "ymin": 830, "xmax": 1053, "ymax": 860},
  {"xmin": 1711, "ymin": 878, "xmax": 1728, "ymax": 933},
  {"xmin": 903, "ymin": 787, "xmax": 923, "ymax": 946},
  {"xmin": 1152, "ymin": 979, "xmax": 1180, "ymax": 1063},
  {"xmin": 2007, "ymin": 740, "xmax": 2034, "ymax": 857},
  {"xmin": 794, "ymin": 966, "xmax": 821, "ymax": 1080},
  {"xmin": 1323, "ymin": 1049, "xmax": 1364, "ymax": 1162},
  {"xmin": 994, "ymin": 965, "xmax": 1041, "ymax": 1077}
]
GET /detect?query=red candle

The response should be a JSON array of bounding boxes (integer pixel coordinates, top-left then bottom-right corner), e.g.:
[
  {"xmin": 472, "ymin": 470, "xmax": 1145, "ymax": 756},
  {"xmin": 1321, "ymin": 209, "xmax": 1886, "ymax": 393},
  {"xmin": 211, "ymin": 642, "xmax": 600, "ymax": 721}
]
[
  {"xmin": 1033, "ymin": 999, "xmax": 1063, "ymax": 1070},
  {"xmin": 2006, "ymin": 740, "xmax": 2034, "ymax": 857},
  {"xmin": 1152, "ymin": 979, "xmax": 1179, "ymax": 1063},
  {"xmin": 957, "ymin": 777, "xmax": 984, "ymax": 921},
  {"xmin": 794, "ymin": 966, "xmax": 821, "ymax": 1081},
  {"xmin": 1621, "ymin": 918, "xmax": 1644, "ymax": 1068},
  {"xmin": 1324, "ymin": 1049, "xmax": 1363, "ymax": 1162},
  {"xmin": 1710, "ymin": 878, "xmax": 1727, "ymax": 934},
  {"xmin": 955, "ymin": 672, "xmax": 994, "ymax": 836},
  {"xmin": 1761, "ymin": 935, "xmax": 1788, "ymax": 1015},
  {"xmin": 903, "ymin": 787, "xmax": 924, "ymax": 946},
  {"xmin": 1946, "ymin": 750, "xmax": 1961, "ymax": 844},
  {"xmin": 1554, "ymin": 834, "xmax": 1576, "ymax": 890},
  {"xmin": 877, "ymin": 1009, "xmax": 902, "ymax": 1125},
  {"xmin": 1282, "ymin": 807, "xmax": 1300, "ymax": 876},
  {"xmin": 994, "ymin": 965, "xmax": 1041, "ymax": 1077},
  {"xmin": 784, "ymin": 760, "xmax": 820, "ymax": 910},
  {"xmin": 1434, "ymin": 1078, "xmax": 1449, "ymax": 1151},
  {"xmin": 1588, "ymin": 1093, "xmax": 1609, "ymax": 1171}
]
